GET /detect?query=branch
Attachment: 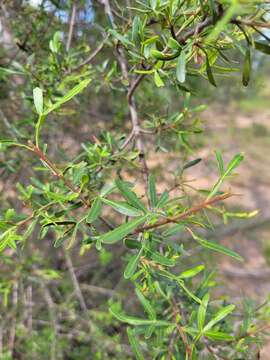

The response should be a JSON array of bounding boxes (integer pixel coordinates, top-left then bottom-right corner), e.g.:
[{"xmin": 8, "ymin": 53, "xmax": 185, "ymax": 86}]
[
  {"xmin": 177, "ymin": 5, "xmax": 223, "ymax": 44},
  {"xmin": 172, "ymin": 300, "xmax": 191, "ymax": 359},
  {"xmin": 135, "ymin": 193, "xmax": 233, "ymax": 233},
  {"xmin": 100, "ymin": 0, "xmax": 150, "ymax": 202},
  {"xmin": 64, "ymin": 250, "xmax": 91, "ymax": 323},
  {"xmin": 69, "ymin": 34, "xmax": 109, "ymax": 73},
  {"xmin": 66, "ymin": 1, "xmax": 77, "ymax": 52}
]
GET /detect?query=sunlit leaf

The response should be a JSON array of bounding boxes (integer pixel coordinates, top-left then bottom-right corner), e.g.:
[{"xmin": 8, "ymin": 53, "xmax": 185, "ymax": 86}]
[{"xmin": 99, "ymin": 215, "xmax": 148, "ymax": 244}]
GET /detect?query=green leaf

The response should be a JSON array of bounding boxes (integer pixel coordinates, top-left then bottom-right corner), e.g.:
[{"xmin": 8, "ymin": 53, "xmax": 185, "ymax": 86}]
[
  {"xmin": 162, "ymin": 224, "xmax": 185, "ymax": 237},
  {"xmin": 203, "ymin": 304, "xmax": 235, "ymax": 333},
  {"xmin": 156, "ymin": 191, "xmax": 169, "ymax": 209},
  {"xmin": 208, "ymin": 0, "xmax": 217, "ymax": 22},
  {"xmin": 124, "ymin": 248, "xmax": 143, "ymax": 279},
  {"xmin": 66, "ymin": 223, "xmax": 79, "ymax": 249},
  {"xmin": 35, "ymin": 79, "xmax": 91, "ymax": 146},
  {"xmin": 102, "ymin": 198, "xmax": 142, "ymax": 217},
  {"xmin": 127, "ymin": 328, "xmax": 144, "ymax": 360},
  {"xmin": 208, "ymin": 153, "xmax": 244, "ymax": 199},
  {"xmin": 154, "ymin": 71, "xmax": 164, "ymax": 87},
  {"xmin": 151, "ymin": 49, "xmax": 180, "ymax": 61},
  {"xmin": 115, "ymin": 179, "xmax": 146, "ymax": 212},
  {"xmin": 242, "ymin": 48, "xmax": 251, "ymax": 87},
  {"xmin": 179, "ymin": 265, "xmax": 205, "ymax": 279},
  {"xmin": 135, "ymin": 288, "xmax": 156, "ymax": 319},
  {"xmin": 151, "ymin": 252, "xmax": 176, "ymax": 267},
  {"xmin": 0, "ymin": 66, "xmax": 24, "ymax": 76},
  {"xmin": 86, "ymin": 197, "xmax": 102, "ymax": 223},
  {"xmin": 197, "ymin": 293, "xmax": 209, "ymax": 331},
  {"xmin": 190, "ymin": 232, "xmax": 243, "ymax": 261},
  {"xmin": 109, "ymin": 29, "xmax": 133, "ymax": 47},
  {"xmin": 205, "ymin": 54, "xmax": 217, "ymax": 87},
  {"xmin": 176, "ymin": 51, "xmax": 186, "ymax": 83},
  {"xmin": 33, "ymin": 87, "xmax": 43, "ymax": 115},
  {"xmin": 148, "ymin": 174, "xmax": 158, "ymax": 207},
  {"xmin": 99, "ymin": 215, "xmax": 148, "ymax": 244},
  {"xmin": 131, "ymin": 16, "xmax": 141, "ymax": 43},
  {"xmin": 109, "ymin": 306, "xmax": 171, "ymax": 326},
  {"xmin": 204, "ymin": 331, "xmax": 234, "ymax": 341},
  {"xmin": 168, "ymin": 37, "xmax": 181, "ymax": 51},
  {"xmin": 183, "ymin": 158, "xmax": 202, "ymax": 171},
  {"xmin": 43, "ymin": 79, "xmax": 91, "ymax": 116},
  {"xmin": 254, "ymin": 41, "xmax": 270, "ymax": 55},
  {"xmin": 124, "ymin": 238, "xmax": 142, "ymax": 250},
  {"xmin": 215, "ymin": 150, "xmax": 224, "ymax": 175}
]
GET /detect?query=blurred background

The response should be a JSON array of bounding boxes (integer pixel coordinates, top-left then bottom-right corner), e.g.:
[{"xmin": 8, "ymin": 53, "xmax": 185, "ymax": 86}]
[{"xmin": 0, "ymin": 1, "xmax": 270, "ymax": 358}]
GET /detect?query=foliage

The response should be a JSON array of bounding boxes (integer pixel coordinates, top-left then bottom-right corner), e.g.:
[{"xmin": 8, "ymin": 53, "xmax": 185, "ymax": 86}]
[{"xmin": 0, "ymin": 0, "xmax": 270, "ymax": 359}]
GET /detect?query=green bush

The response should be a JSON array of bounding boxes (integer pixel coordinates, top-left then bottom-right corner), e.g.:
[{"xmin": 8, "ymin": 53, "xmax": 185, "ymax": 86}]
[{"xmin": 0, "ymin": 1, "xmax": 270, "ymax": 358}]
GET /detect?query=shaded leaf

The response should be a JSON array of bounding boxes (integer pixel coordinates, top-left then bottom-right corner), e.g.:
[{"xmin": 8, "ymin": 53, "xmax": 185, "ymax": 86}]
[
  {"xmin": 254, "ymin": 41, "xmax": 270, "ymax": 55},
  {"xmin": 148, "ymin": 174, "xmax": 158, "ymax": 207},
  {"xmin": 86, "ymin": 197, "xmax": 102, "ymax": 223},
  {"xmin": 242, "ymin": 48, "xmax": 251, "ymax": 87}
]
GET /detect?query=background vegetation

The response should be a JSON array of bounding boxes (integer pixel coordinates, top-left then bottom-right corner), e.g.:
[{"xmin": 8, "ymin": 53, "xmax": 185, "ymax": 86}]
[{"xmin": 0, "ymin": 0, "xmax": 270, "ymax": 359}]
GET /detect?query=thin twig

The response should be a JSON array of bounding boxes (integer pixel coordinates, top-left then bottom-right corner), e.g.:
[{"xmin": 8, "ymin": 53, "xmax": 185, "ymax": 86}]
[
  {"xmin": 8, "ymin": 280, "xmax": 18, "ymax": 356},
  {"xmin": 64, "ymin": 250, "xmax": 92, "ymax": 325},
  {"xmin": 69, "ymin": 34, "xmax": 109, "ymax": 73},
  {"xmin": 172, "ymin": 300, "xmax": 191, "ymax": 358},
  {"xmin": 135, "ymin": 193, "xmax": 233, "ymax": 233},
  {"xmin": 66, "ymin": 1, "xmax": 77, "ymax": 52},
  {"xmin": 40, "ymin": 282, "xmax": 58, "ymax": 360}
]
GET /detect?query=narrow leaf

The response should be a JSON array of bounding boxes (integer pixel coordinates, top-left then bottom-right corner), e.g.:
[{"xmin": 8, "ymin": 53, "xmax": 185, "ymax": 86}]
[
  {"xmin": 148, "ymin": 174, "xmax": 158, "ymax": 207},
  {"xmin": 203, "ymin": 304, "xmax": 235, "ymax": 333},
  {"xmin": 183, "ymin": 158, "xmax": 202, "ymax": 171},
  {"xmin": 176, "ymin": 51, "xmax": 186, "ymax": 83},
  {"xmin": 99, "ymin": 215, "xmax": 148, "ymax": 244},
  {"xmin": 151, "ymin": 49, "xmax": 180, "ymax": 61},
  {"xmin": 179, "ymin": 265, "xmax": 205, "ymax": 279},
  {"xmin": 154, "ymin": 71, "xmax": 164, "ymax": 87},
  {"xmin": 215, "ymin": 150, "xmax": 224, "ymax": 175},
  {"xmin": 33, "ymin": 87, "xmax": 43, "ymax": 115},
  {"xmin": 190, "ymin": 232, "xmax": 243, "ymax": 261},
  {"xmin": 102, "ymin": 198, "xmax": 142, "ymax": 217},
  {"xmin": 156, "ymin": 191, "xmax": 169, "ymax": 209},
  {"xmin": 115, "ymin": 179, "xmax": 146, "ymax": 212},
  {"xmin": 151, "ymin": 252, "xmax": 176, "ymax": 267},
  {"xmin": 135, "ymin": 288, "xmax": 156, "ymax": 319},
  {"xmin": 124, "ymin": 248, "xmax": 143, "ymax": 279},
  {"xmin": 43, "ymin": 79, "xmax": 91, "ymax": 116},
  {"xmin": 86, "ymin": 198, "xmax": 102, "ymax": 223},
  {"xmin": 242, "ymin": 48, "xmax": 251, "ymax": 87},
  {"xmin": 109, "ymin": 306, "xmax": 171, "ymax": 326},
  {"xmin": 254, "ymin": 41, "xmax": 270, "ymax": 55},
  {"xmin": 127, "ymin": 328, "xmax": 144, "ymax": 360},
  {"xmin": 197, "ymin": 293, "xmax": 209, "ymax": 331},
  {"xmin": 208, "ymin": 153, "xmax": 244, "ymax": 199},
  {"xmin": 204, "ymin": 330, "xmax": 234, "ymax": 341},
  {"xmin": 205, "ymin": 55, "xmax": 217, "ymax": 87}
]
